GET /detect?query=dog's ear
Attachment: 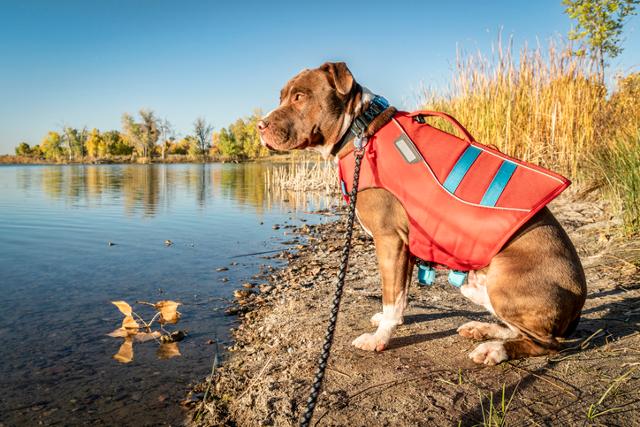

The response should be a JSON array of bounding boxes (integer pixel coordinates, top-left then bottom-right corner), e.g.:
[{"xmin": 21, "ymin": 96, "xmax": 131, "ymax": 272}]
[{"xmin": 320, "ymin": 62, "xmax": 354, "ymax": 96}]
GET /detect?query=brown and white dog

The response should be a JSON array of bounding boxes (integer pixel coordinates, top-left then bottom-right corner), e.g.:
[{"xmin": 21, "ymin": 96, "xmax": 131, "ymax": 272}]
[{"xmin": 258, "ymin": 62, "xmax": 587, "ymax": 365}]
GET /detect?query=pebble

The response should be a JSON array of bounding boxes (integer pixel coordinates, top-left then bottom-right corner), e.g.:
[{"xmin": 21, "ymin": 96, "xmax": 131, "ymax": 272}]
[
  {"xmin": 233, "ymin": 289, "xmax": 253, "ymax": 299},
  {"xmin": 242, "ymin": 283, "xmax": 255, "ymax": 289},
  {"xmin": 164, "ymin": 239, "xmax": 173, "ymax": 246},
  {"xmin": 259, "ymin": 284, "xmax": 274, "ymax": 294}
]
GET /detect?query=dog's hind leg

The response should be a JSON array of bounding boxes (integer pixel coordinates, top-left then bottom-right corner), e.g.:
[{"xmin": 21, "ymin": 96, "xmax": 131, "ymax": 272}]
[
  {"xmin": 469, "ymin": 337, "xmax": 556, "ymax": 365},
  {"xmin": 457, "ymin": 321, "xmax": 520, "ymax": 341}
]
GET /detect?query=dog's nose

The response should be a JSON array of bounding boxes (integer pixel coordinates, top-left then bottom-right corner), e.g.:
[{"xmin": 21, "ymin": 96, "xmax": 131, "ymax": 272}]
[{"xmin": 257, "ymin": 120, "xmax": 269, "ymax": 132}]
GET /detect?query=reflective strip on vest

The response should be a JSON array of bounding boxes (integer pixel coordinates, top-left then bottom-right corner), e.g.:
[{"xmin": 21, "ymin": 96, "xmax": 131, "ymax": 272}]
[
  {"xmin": 443, "ymin": 146, "xmax": 481, "ymax": 193},
  {"xmin": 480, "ymin": 161, "xmax": 517, "ymax": 206}
]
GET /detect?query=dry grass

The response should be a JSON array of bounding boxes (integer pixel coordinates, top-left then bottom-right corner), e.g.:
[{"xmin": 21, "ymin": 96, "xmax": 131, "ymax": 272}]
[
  {"xmin": 422, "ymin": 38, "xmax": 604, "ymax": 177},
  {"xmin": 264, "ymin": 159, "xmax": 338, "ymax": 194},
  {"xmin": 421, "ymin": 37, "xmax": 639, "ymax": 235}
]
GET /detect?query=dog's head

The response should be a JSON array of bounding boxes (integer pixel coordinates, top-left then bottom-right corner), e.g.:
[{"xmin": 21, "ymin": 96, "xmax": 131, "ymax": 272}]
[{"xmin": 258, "ymin": 62, "xmax": 359, "ymax": 158}]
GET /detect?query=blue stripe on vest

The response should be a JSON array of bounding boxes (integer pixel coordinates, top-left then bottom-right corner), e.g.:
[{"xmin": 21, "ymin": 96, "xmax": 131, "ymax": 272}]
[
  {"xmin": 480, "ymin": 161, "xmax": 517, "ymax": 206},
  {"xmin": 443, "ymin": 145, "xmax": 482, "ymax": 193}
]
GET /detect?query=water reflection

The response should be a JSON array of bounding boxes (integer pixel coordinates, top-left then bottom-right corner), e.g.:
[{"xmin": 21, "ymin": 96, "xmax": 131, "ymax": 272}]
[
  {"xmin": 24, "ymin": 163, "xmax": 339, "ymax": 216},
  {"xmin": 0, "ymin": 162, "xmax": 341, "ymax": 426}
]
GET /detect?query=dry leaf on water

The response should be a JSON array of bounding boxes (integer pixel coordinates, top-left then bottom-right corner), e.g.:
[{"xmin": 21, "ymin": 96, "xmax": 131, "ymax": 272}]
[
  {"xmin": 121, "ymin": 315, "xmax": 140, "ymax": 330},
  {"xmin": 155, "ymin": 300, "xmax": 181, "ymax": 324},
  {"xmin": 107, "ymin": 328, "xmax": 130, "ymax": 338},
  {"xmin": 112, "ymin": 301, "xmax": 132, "ymax": 316},
  {"xmin": 133, "ymin": 331, "xmax": 161, "ymax": 343},
  {"xmin": 113, "ymin": 337, "xmax": 133, "ymax": 363},
  {"xmin": 157, "ymin": 342, "xmax": 181, "ymax": 359}
]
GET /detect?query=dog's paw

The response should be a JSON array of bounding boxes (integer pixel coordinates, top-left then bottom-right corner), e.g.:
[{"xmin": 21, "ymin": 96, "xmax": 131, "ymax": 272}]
[
  {"xmin": 352, "ymin": 333, "xmax": 387, "ymax": 352},
  {"xmin": 370, "ymin": 312, "xmax": 384, "ymax": 327},
  {"xmin": 468, "ymin": 341, "xmax": 508, "ymax": 366},
  {"xmin": 369, "ymin": 313, "xmax": 403, "ymax": 327},
  {"xmin": 457, "ymin": 321, "xmax": 490, "ymax": 340}
]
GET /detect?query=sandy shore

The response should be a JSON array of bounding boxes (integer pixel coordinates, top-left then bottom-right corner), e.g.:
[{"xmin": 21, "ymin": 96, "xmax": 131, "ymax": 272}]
[{"xmin": 186, "ymin": 192, "xmax": 640, "ymax": 426}]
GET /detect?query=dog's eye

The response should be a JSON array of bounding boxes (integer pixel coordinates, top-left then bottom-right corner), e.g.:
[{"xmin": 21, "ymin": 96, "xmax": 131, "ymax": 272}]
[{"xmin": 293, "ymin": 93, "xmax": 306, "ymax": 102}]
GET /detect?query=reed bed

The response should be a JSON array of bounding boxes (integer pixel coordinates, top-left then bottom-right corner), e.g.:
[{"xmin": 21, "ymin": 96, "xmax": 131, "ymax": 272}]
[
  {"xmin": 264, "ymin": 159, "xmax": 338, "ymax": 194},
  {"xmin": 422, "ymin": 37, "xmax": 639, "ymax": 235}
]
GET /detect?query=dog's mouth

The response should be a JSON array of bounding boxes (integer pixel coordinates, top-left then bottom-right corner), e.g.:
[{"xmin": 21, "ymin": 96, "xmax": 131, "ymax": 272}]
[{"xmin": 260, "ymin": 125, "xmax": 315, "ymax": 152}]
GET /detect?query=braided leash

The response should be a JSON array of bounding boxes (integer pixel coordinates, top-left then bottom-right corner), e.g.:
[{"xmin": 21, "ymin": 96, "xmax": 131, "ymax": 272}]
[{"xmin": 299, "ymin": 143, "xmax": 366, "ymax": 427}]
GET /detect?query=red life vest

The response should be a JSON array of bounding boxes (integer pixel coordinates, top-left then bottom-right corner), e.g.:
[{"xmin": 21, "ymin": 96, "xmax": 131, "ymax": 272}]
[{"xmin": 338, "ymin": 111, "xmax": 570, "ymax": 271}]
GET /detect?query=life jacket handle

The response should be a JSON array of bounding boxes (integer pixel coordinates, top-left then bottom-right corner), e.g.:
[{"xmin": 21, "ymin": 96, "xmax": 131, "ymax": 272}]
[{"xmin": 409, "ymin": 110, "xmax": 476, "ymax": 143}]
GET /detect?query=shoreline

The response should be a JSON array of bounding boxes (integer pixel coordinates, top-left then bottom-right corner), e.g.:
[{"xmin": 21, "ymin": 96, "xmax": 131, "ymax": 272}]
[
  {"xmin": 184, "ymin": 192, "xmax": 640, "ymax": 426},
  {"xmin": 0, "ymin": 153, "xmax": 314, "ymax": 166}
]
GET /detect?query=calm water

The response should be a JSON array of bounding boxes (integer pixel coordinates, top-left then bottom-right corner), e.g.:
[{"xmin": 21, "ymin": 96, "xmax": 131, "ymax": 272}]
[{"xmin": 0, "ymin": 163, "xmax": 337, "ymax": 426}]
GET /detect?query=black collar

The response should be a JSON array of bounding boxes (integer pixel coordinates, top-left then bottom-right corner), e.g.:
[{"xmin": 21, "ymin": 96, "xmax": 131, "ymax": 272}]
[{"xmin": 330, "ymin": 95, "xmax": 390, "ymax": 157}]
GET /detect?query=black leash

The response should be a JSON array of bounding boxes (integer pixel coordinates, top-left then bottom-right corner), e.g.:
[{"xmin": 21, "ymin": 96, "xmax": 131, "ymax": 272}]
[{"xmin": 299, "ymin": 144, "xmax": 366, "ymax": 427}]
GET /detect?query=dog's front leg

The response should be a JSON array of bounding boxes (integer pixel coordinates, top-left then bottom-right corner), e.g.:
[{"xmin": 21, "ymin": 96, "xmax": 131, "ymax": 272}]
[{"xmin": 352, "ymin": 228, "xmax": 412, "ymax": 352}]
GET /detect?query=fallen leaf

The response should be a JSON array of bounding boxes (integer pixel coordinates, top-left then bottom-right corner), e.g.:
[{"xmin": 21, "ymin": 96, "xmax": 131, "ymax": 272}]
[
  {"xmin": 107, "ymin": 328, "xmax": 130, "ymax": 338},
  {"xmin": 113, "ymin": 337, "xmax": 133, "ymax": 363},
  {"xmin": 112, "ymin": 301, "xmax": 132, "ymax": 316},
  {"xmin": 155, "ymin": 300, "xmax": 181, "ymax": 324},
  {"xmin": 122, "ymin": 315, "xmax": 140, "ymax": 330},
  {"xmin": 133, "ymin": 331, "xmax": 161, "ymax": 343},
  {"xmin": 157, "ymin": 342, "xmax": 181, "ymax": 359}
]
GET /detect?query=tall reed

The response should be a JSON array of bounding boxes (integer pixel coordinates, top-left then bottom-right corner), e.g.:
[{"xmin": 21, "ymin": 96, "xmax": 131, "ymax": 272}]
[
  {"xmin": 422, "ymin": 37, "xmax": 639, "ymax": 235},
  {"xmin": 422, "ymin": 38, "xmax": 604, "ymax": 178}
]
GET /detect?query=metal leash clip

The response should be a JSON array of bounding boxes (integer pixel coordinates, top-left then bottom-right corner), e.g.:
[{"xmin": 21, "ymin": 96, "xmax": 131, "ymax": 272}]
[{"xmin": 354, "ymin": 136, "xmax": 368, "ymax": 152}]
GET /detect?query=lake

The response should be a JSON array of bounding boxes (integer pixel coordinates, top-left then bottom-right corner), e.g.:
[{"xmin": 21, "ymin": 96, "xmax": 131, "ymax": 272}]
[{"xmin": 0, "ymin": 163, "xmax": 337, "ymax": 426}]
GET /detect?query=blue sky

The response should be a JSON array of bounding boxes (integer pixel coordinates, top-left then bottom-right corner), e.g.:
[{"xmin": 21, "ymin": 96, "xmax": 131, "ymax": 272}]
[{"xmin": 1, "ymin": 0, "xmax": 638, "ymax": 154}]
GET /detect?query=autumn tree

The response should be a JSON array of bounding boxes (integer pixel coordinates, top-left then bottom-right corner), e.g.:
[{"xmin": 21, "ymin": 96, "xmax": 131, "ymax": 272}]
[
  {"xmin": 212, "ymin": 111, "xmax": 268, "ymax": 159},
  {"xmin": 102, "ymin": 130, "xmax": 133, "ymax": 156},
  {"xmin": 563, "ymin": 0, "xmax": 639, "ymax": 81},
  {"xmin": 15, "ymin": 142, "xmax": 32, "ymax": 156},
  {"xmin": 122, "ymin": 110, "xmax": 159, "ymax": 161},
  {"xmin": 85, "ymin": 128, "xmax": 105, "ymax": 158},
  {"xmin": 40, "ymin": 131, "xmax": 63, "ymax": 160},
  {"xmin": 157, "ymin": 118, "xmax": 174, "ymax": 160},
  {"xmin": 193, "ymin": 117, "xmax": 214, "ymax": 161},
  {"xmin": 62, "ymin": 126, "xmax": 88, "ymax": 160}
]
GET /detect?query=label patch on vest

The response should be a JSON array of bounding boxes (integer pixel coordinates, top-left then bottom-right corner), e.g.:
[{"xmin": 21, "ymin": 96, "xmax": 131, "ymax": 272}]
[{"xmin": 394, "ymin": 134, "xmax": 421, "ymax": 163}]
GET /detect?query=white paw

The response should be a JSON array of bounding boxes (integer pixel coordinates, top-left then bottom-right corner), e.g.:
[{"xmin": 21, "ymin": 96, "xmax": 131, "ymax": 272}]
[
  {"xmin": 351, "ymin": 333, "xmax": 388, "ymax": 352},
  {"xmin": 469, "ymin": 341, "xmax": 508, "ymax": 366},
  {"xmin": 457, "ymin": 321, "xmax": 489, "ymax": 340},
  {"xmin": 370, "ymin": 312, "xmax": 383, "ymax": 326},
  {"xmin": 370, "ymin": 312, "xmax": 403, "ymax": 327}
]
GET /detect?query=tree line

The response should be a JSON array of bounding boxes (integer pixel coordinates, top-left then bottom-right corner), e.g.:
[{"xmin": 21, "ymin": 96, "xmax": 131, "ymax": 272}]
[{"xmin": 14, "ymin": 109, "xmax": 269, "ymax": 162}]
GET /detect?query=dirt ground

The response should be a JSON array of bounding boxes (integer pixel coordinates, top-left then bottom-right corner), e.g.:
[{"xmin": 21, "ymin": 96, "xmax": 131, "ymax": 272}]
[{"xmin": 186, "ymin": 191, "xmax": 640, "ymax": 426}]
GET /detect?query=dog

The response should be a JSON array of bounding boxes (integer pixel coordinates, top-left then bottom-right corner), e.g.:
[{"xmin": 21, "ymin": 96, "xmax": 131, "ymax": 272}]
[{"xmin": 257, "ymin": 62, "xmax": 587, "ymax": 365}]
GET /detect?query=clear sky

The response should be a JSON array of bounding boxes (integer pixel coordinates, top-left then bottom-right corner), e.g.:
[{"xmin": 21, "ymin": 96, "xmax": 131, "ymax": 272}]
[{"xmin": 1, "ymin": 0, "xmax": 639, "ymax": 154}]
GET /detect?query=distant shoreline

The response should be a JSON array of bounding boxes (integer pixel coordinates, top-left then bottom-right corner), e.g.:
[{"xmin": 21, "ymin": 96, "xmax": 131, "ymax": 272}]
[{"xmin": 0, "ymin": 153, "xmax": 304, "ymax": 165}]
